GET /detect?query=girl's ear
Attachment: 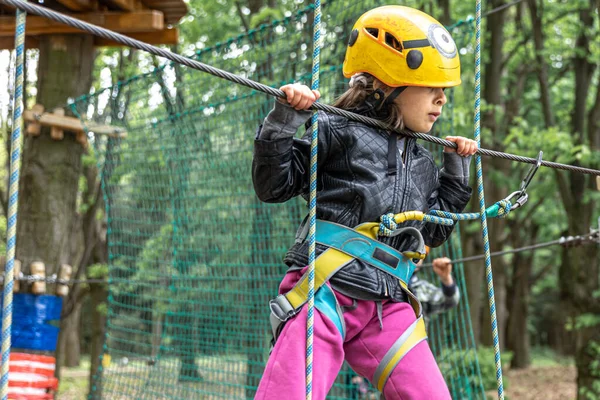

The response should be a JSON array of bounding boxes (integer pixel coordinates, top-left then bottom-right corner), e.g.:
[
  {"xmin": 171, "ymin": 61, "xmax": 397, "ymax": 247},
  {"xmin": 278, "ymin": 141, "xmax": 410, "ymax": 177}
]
[{"xmin": 373, "ymin": 80, "xmax": 395, "ymax": 97}]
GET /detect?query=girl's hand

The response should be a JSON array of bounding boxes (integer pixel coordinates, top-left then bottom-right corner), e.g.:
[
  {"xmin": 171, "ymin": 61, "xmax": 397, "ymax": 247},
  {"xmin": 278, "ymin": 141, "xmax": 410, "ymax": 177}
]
[
  {"xmin": 444, "ymin": 136, "xmax": 478, "ymax": 156},
  {"xmin": 279, "ymin": 83, "xmax": 321, "ymax": 110}
]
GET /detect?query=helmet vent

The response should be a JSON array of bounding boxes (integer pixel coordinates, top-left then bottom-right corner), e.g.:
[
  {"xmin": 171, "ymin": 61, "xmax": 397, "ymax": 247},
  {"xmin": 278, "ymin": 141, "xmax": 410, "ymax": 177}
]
[
  {"xmin": 385, "ymin": 32, "xmax": 403, "ymax": 52},
  {"xmin": 365, "ymin": 27, "xmax": 379, "ymax": 39}
]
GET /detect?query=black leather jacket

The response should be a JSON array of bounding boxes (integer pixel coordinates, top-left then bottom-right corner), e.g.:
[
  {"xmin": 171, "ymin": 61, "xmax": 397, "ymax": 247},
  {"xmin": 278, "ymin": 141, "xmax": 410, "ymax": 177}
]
[{"xmin": 252, "ymin": 101, "xmax": 472, "ymax": 301}]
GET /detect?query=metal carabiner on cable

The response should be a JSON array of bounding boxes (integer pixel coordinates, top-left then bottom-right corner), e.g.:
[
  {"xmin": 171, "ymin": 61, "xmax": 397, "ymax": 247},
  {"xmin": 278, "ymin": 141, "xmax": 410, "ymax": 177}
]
[{"xmin": 505, "ymin": 151, "xmax": 543, "ymax": 210}]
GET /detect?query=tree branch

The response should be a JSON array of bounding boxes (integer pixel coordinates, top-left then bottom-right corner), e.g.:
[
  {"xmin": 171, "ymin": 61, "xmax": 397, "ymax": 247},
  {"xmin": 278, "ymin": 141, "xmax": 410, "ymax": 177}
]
[
  {"xmin": 501, "ymin": 35, "xmax": 531, "ymax": 71},
  {"xmin": 64, "ymin": 178, "xmax": 103, "ymax": 317},
  {"xmin": 235, "ymin": 1, "xmax": 251, "ymax": 34},
  {"xmin": 547, "ymin": 8, "xmax": 588, "ymax": 25},
  {"xmin": 529, "ymin": 262, "xmax": 553, "ymax": 286}
]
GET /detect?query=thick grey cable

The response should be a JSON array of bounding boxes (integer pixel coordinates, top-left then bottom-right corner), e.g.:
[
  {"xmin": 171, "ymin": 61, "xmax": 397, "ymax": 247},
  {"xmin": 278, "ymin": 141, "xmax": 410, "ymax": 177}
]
[{"xmin": 3, "ymin": 0, "xmax": 600, "ymax": 176}]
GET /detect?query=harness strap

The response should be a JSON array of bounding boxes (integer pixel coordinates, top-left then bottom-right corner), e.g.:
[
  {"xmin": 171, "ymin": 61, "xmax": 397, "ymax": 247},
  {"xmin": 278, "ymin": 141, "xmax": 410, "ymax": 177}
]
[
  {"xmin": 315, "ymin": 220, "xmax": 417, "ymax": 283},
  {"xmin": 270, "ymin": 220, "xmax": 418, "ymax": 322},
  {"xmin": 372, "ymin": 316, "xmax": 427, "ymax": 394},
  {"xmin": 270, "ymin": 220, "xmax": 424, "ymax": 339}
]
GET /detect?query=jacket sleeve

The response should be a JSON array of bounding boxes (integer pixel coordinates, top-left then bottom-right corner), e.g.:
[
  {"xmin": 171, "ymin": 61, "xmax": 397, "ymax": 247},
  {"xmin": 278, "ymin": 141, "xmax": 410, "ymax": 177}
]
[
  {"xmin": 418, "ymin": 280, "xmax": 461, "ymax": 317},
  {"xmin": 252, "ymin": 101, "xmax": 330, "ymax": 203},
  {"xmin": 422, "ymin": 152, "xmax": 473, "ymax": 247}
]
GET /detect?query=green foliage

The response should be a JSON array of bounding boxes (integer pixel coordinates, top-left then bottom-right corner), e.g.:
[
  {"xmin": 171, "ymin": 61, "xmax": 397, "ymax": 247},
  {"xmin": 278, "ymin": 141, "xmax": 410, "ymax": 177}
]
[
  {"xmin": 88, "ymin": 263, "xmax": 109, "ymax": 279},
  {"xmin": 437, "ymin": 346, "xmax": 512, "ymax": 396},
  {"xmin": 530, "ymin": 347, "xmax": 574, "ymax": 367},
  {"xmin": 477, "ymin": 347, "xmax": 513, "ymax": 392},
  {"xmin": 249, "ymin": 7, "xmax": 284, "ymax": 28},
  {"xmin": 579, "ymin": 340, "xmax": 600, "ymax": 400}
]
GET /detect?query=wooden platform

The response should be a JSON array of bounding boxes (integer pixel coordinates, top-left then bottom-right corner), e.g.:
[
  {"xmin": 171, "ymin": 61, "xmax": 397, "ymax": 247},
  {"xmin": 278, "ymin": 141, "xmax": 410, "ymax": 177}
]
[{"xmin": 0, "ymin": 0, "xmax": 187, "ymax": 48}]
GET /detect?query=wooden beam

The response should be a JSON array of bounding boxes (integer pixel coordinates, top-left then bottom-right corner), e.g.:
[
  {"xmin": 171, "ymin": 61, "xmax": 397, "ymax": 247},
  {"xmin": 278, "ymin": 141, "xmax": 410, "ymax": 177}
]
[
  {"xmin": 102, "ymin": 0, "xmax": 140, "ymax": 12},
  {"xmin": 0, "ymin": 28, "xmax": 178, "ymax": 49},
  {"xmin": 55, "ymin": 0, "xmax": 98, "ymax": 12},
  {"xmin": 0, "ymin": 11, "xmax": 164, "ymax": 36},
  {"xmin": 23, "ymin": 106, "xmax": 127, "ymax": 138},
  {"xmin": 94, "ymin": 28, "xmax": 178, "ymax": 46}
]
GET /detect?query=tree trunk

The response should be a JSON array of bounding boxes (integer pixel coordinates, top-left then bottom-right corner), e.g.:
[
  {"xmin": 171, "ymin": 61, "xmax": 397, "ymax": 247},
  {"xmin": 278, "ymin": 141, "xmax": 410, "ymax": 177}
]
[
  {"xmin": 505, "ymin": 229, "xmax": 536, "ymax": 369},
  {"xmin": 17, "ymin": 34, "xmax": 95, "ymax": 276},
  {"xmin": 463, "ymin": 229, "xmax": 484, "ymax": 344},
  {"xmin": 89, "ymin": 282, "xmax": 107, "ymax": 396},
  {"xmin": 56, "ymin": 300, "xmax": 82, "ymax": 368}
]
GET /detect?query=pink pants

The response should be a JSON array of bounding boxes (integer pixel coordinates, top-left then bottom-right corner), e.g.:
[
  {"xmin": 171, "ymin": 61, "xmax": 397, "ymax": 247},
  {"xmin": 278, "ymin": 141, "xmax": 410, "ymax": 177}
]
[{"xmin": 255, "ymin": 269, "xmax": 451, "ymax": 400}]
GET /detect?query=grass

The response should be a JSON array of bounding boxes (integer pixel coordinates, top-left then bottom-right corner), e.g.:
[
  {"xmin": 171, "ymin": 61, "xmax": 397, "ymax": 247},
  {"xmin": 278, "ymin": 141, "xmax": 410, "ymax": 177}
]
[
  {"xmin": 530, "ymin": 347, "xmax": 575, "ymax": 368},
  {"xmin": 57, "ymin": 356, "xmax": 90, "ymax": 400}
]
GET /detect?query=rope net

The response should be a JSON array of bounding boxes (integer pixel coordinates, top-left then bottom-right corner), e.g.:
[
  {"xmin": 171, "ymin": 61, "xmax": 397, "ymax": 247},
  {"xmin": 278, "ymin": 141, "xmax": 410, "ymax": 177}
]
[{"xmin": 71, "ymin": 1, "xmax": 485, "ymax": 398}]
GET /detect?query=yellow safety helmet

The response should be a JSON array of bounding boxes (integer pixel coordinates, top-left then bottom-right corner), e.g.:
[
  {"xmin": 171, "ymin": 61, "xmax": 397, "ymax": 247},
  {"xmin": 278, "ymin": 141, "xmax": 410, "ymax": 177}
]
[{"xmin": 343, "ymin": 6, "xmax": 461, "ymax": 88}]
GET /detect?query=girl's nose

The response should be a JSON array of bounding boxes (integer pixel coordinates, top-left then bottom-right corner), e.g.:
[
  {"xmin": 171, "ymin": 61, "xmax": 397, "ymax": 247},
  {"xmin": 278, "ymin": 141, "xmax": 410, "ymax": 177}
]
[{"xmin": 435, "ymin": 89, "xmax": 447, "ymax": 106}]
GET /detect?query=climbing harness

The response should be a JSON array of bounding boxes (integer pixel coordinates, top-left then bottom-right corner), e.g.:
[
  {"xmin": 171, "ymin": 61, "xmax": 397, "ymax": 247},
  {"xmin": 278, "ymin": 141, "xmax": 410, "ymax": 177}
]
[{"xmin": 269, "ymin": 216, "xmax": 427, "ymax": 341}]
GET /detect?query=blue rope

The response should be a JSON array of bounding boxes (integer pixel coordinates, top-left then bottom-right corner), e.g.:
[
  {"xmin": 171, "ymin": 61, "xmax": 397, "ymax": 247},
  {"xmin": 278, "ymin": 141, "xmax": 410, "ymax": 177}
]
[
  {"xmin": 429, "ymin": 199, "xmax": 512, "ymax": 221},
  {"xmin": 2, "ymin": 4, "xmax": 26, "ymax": 400},
  {"xmin": 306, "ymin": 0, "xmax": 321, "ymax": 398},
  {"xmin": 474, "ymin": 0, "xmax": 505, "ymax": 397},
  {"xmin": 379, "ymin": 200, "xmax": 513, "ymax": 237}
]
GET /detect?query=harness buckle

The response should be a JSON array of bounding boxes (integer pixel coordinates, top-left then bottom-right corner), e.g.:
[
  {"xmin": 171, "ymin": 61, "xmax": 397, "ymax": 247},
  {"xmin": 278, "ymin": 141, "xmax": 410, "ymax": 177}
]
[
  {"xmin": 506, "ymin": 151, "xmax": 543, "ymax": 210},
  {"xmin": 269, "ymin": 295, "xmax": 298, "ymax": 322}
]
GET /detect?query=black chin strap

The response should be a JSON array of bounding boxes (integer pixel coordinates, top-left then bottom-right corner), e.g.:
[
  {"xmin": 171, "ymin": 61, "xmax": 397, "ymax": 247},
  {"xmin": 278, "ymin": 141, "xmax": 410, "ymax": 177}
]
[
  {"xmin": 383, "ymin": 86, "xmax": 407, "ymax": 107},
  {"xmin": 385, "ymin": 87, "xmax": 406, "ymax": 176}
]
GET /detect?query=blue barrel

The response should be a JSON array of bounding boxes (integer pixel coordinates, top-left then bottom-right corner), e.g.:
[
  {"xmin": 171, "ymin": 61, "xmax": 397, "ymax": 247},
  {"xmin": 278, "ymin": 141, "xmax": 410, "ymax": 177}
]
[{"xmin": 1, "ymin": 293, "xmax": 62, "ymax": 352}]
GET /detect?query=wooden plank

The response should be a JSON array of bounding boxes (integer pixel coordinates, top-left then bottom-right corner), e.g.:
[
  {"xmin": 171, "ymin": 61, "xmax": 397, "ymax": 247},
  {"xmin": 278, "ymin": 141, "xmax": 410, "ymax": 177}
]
[
  {"xmin": 24, "ymin": 107, "xmax": 127, "ymax": 138},
  {"xmin": 0, "ymin": 29, "xmax": 178, "ymax": 48},
  {"xmin": 0, "ymin": 11, "xmax": 164, "ymax": 36},
  {"xmin": 94, "ymin": 28, "xmax": 178, "ymax": 46},
  {"xmin": 26, "ymin": 104, "xmax": 45, "ymax": 136},
  {"xmin": 141, "ymin": 0, "xmax": 187, "ymax": 24},
  {"xmin": 55, "ymin": 0, "xmax": 98, "ymax": 12},
  {"xmin": 102, "ymin": 0, "xmax": 140, "ymax": 11}
]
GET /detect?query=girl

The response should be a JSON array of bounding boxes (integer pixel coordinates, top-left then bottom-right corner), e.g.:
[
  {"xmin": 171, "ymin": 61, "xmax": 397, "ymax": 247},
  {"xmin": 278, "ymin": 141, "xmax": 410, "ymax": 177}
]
[{"xmin": 252, "ymin": 5, "xmax": 477, "ymax": 399}]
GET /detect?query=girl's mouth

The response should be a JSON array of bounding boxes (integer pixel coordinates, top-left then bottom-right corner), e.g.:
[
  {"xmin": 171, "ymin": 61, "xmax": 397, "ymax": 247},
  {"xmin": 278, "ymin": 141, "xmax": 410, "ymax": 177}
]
[{"xmin": 429, "ymin": 112, "xmax": 441, "ymax": 121}]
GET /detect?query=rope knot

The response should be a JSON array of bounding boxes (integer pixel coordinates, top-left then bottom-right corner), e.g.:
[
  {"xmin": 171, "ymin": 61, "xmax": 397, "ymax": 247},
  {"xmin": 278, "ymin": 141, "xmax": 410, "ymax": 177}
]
[
  {"xmin": 495, "ymin": 199, "xmax": 512, "ymax": 218},
  {"xmin": 379, "ymin": 213, "xmax": 398, "ymax": 237}
]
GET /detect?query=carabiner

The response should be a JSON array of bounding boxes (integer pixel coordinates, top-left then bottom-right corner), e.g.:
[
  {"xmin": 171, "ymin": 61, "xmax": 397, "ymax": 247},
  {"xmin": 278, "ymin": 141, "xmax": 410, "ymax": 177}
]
[
  {"xmin": 519, "ymin": 151, "xmax": 543, "ymax": 192},
  {"xmin": 506, "ymin": 190, "xmax": 528, "ymax": 210},
  {"xmin": 505, "ymin": 151, "xmax": 542, "ymax": 210}
]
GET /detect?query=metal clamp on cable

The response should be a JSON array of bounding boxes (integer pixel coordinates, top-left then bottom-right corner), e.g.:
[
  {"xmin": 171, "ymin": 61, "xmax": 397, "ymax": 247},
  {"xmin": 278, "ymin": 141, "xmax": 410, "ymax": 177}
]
[{"xmin": 505, "ymin": 151, "xmax": 543, "ymax": 210}]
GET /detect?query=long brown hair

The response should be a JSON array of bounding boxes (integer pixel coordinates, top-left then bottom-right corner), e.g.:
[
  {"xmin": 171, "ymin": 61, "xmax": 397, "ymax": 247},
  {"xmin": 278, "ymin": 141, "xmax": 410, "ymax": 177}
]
[{"xmin": 332, "ymin": 73, "xmax": 404, "ymax": 130}]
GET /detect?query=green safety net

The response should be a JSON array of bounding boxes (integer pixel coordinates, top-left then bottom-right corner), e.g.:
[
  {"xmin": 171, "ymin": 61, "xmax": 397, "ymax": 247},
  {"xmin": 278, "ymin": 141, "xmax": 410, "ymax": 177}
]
[{"xmin": 71, "ymin": 1, "xmax": 485, "ymax": 398}]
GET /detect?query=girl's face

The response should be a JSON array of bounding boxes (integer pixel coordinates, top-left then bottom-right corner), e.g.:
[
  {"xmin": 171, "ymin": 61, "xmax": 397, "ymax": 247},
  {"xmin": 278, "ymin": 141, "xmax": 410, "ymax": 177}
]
[{"xmin": 395, "ymin": 86, "xmax": 447, "ymax": 133}]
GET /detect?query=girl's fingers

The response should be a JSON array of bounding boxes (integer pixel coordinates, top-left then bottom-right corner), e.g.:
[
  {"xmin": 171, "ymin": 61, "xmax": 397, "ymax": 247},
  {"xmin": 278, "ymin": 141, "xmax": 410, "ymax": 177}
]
[
  {"xmin": 297, "ymin": 97, "xmax": 311, "ymax": 110},
  {"xmin": 280, "ymin": 84, "xmax": 320, "ymax": 110},
  {"xmin": 457, "ymin": 139, "xmax": 466, "ymax": 155},
  {"xmin": 282, "ymin": 86, "xmax": 297, "ymax": 106}
]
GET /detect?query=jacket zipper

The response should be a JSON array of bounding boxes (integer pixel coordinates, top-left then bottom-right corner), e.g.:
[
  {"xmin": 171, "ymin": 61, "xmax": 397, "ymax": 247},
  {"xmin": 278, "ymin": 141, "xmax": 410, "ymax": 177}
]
[
  {"xmin": 398, "ymin": 139, "xmax": 412, "ymax": 213},
  {"xmin": 389, "ymin": 132, "xmax": 400, "ymax": 210}
]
